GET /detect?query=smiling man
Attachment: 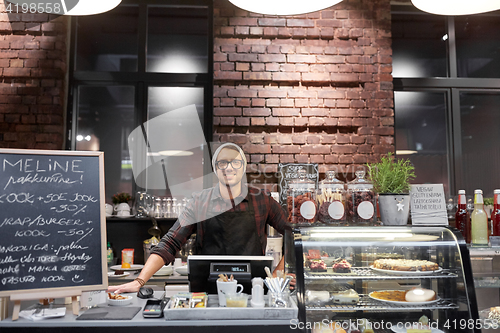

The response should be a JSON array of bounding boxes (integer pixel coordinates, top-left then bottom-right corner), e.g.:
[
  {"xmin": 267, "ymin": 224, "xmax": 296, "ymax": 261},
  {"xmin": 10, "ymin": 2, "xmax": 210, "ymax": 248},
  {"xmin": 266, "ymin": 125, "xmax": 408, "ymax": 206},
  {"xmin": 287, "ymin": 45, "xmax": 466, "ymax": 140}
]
[{"xmin": 108, "ymin": 142, "xmax": 288, "ymax": 294}]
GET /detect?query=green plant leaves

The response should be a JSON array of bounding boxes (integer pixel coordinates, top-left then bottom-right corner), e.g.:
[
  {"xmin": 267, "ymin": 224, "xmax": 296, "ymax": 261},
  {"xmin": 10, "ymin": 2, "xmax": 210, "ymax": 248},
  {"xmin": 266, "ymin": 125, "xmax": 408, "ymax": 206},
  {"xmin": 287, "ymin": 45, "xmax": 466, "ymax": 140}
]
[{"xmin": 367, "ymin": 153, "xmax": 416, "ymax": 194}]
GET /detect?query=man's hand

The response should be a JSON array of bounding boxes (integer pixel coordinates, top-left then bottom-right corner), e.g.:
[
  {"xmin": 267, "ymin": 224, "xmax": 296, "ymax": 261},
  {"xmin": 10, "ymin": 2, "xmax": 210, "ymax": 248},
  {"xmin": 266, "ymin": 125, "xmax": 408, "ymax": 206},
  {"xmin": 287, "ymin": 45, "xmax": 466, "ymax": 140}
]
[{"xmin": 107, "ymin": 280, "xmax": 141, "ymax": 294}]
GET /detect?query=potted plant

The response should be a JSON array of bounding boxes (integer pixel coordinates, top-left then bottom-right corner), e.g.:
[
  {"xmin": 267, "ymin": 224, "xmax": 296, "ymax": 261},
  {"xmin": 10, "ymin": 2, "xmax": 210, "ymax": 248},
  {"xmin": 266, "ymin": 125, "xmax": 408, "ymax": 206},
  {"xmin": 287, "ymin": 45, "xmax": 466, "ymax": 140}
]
[
  {"xmin": 367, "ymin": 153, "xmax": 416, "ymax": 225},
  {"xmin": 112, "ymin": 192, "xmax": 132, "ymax": 205}
]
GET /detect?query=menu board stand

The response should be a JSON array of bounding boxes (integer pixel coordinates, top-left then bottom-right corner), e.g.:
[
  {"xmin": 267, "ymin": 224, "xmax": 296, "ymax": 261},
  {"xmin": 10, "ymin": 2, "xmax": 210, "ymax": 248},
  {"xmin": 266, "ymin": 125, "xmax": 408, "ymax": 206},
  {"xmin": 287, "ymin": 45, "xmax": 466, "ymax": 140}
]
[
  {"xmin": 0, "ymin": 149, "xmax": 107, "ymax": 320},
  {"xmin": 10, "ymin": 290, "xmax": 82, "ymax": 320}
]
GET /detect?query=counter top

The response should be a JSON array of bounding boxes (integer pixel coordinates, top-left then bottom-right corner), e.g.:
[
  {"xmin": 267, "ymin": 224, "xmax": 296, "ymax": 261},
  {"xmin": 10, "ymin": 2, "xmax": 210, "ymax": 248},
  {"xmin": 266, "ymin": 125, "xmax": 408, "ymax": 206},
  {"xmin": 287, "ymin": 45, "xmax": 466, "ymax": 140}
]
[{"xmin": 0, "ymin": 291, "xmax": 297, "ymax": 333}]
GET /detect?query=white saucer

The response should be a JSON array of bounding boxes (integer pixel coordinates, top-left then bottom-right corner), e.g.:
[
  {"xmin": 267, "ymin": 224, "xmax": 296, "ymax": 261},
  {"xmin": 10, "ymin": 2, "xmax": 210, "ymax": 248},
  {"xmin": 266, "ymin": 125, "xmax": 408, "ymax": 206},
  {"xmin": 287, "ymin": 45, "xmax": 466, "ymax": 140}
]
[
  {"xmin": 110, "ymin": 264, "xmax": 144, "ymax": 271},
  {"xmin": 115, "ymin": 214, "xmax": 134, "ymax": 218},
  {"xmin": 107, "ymin": 295, "xmax": 133, "ymax": 306},
  {"xmin": 175, "ymin": 266, "xmax": 188, "ymax": 275}
]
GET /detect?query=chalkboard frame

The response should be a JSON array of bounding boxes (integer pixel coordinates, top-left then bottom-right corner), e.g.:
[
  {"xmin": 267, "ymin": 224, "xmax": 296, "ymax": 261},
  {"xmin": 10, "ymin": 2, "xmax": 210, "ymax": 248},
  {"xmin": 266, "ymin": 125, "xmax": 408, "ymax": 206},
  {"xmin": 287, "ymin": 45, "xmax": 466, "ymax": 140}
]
[{"xmin": 0, "ymin": 149, "xmax": 108, "ymax": 298}]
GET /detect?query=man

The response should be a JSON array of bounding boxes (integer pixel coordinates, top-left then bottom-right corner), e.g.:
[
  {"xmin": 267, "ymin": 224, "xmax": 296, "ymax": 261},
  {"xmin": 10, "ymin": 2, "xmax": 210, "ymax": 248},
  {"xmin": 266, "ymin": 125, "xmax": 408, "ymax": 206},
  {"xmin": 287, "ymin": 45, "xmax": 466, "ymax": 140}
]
[{"xmin": 109, "ymin": 142, "xmax": 289, "ymax": 293}]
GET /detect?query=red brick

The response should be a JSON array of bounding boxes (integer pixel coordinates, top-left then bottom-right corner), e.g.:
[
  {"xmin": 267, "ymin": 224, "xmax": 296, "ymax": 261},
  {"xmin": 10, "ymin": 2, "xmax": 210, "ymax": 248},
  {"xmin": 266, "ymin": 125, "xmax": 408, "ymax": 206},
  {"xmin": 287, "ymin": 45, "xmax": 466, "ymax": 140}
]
[
  {"xmin": 295, "ymin": 154, "xmax": 309, "ymax": 163},
  {"xmin": 302, "ymin": 108, "xmax": 327, "ymax": 117},
  {"xmin": 236, "ymin": 117, "xmax": 250, "ymax": 126},
  {"xmin": 258, "ymin": 54, "xmax": 286, "ymax": 63},
  {"xmin": 243, "ymin": 72, "xmax": 272, "ymax": 80},
  {"xmin": 229, "ymin": 17, "xmax": 258, "ymax": 26},
  {"xmin": 301, "ymin": 145, "xmax": 330, "ymax": 154},
  {"xmin": 10, "ymin": 59, "xmax": 23, "ymax": 67},
  {"xmin": 265, "ymin": 63, "xmax": 280, "ymax": 72},
  {"xmin": 286, "ymin": 19, "xmax": 315, "ymax": 28},
  {"xmin": 244, "ymin": 144, "xmax": 271, "ymax": 154},
  {"xmin": 258, "ymin": 18, "xmax": 286, "ymax": 27},
  {"xmin": 279, "ymin": 118, "xmax": 294, "ymax": 126},
  {"xmin": 266, "ymin": 117, "xmax": 279, "ymax": 126},
  {"xmin": 331, "ymin": 145, "xmax": 357, "ymax": 154},
  {"xmin": 272, "ymin": 72, "xmax": 300, "ymax": 81},
  {"xmin": 280, "ymin": 155, "xmax": 295, "ymax": 163},
  {"xmin": 235, "ymin": 62, "xmax": 250, "ymax": 71},
  {"xmin": 310, "ymin": 155, "xmax": 324, "ymax": 163},
  {"xmin": 3, "ymin": 68, "xmax": 30, "ymax": 77},
  {"xmin": 257, "ymin": 89, "xmax": 287, "ymax": 98},
  {"xmin": 287, "ymin": 54, "xmax": 316, "ymax": 63},
  {"xmin": 220, "ymin": 62, "xmax": 235, "ymax": 71},
  {"xmin": 309, "ymin": 117, "xmax": 325, "ymax": 126},
  {"xmin": 250, "ymin": 117, "xmax": 265, "ymax": 126},
  {"xmin": 214, "ymin": 107, "xmax": 241, "ymax": 116},
  {"xmin": 228, "ymin": 89, "xmax": 257, "ymax": 98},
  {"xmin": 243, "ymin": 108, "xmax": 271, "ymax": 117},
  {"xmin": 302, "ymin": 72, "xmax": 330, "ymax": 82},
  {"xmin": 265, "ymin": 155, "xmax": 279, "ymax": 164},
  {"xmin": 220, "ymin": 98, "xmax": 235, "ymax": 106},
  {"xmin": 228, "ymin": 53, "xmax": 258, "ymax": 62},
  {"xmin": 220, "ymin": 117, "xmax": 235, "ymax": 126},
  {"xmin": 272, "ymin": 108, "xmax": 300, "ymax": 117}
]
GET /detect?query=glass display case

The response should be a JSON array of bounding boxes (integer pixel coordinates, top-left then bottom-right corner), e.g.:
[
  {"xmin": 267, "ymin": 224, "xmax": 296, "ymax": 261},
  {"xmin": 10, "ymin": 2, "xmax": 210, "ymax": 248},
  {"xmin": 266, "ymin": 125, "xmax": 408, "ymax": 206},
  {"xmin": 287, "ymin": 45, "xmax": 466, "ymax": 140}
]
[{"xmin": 290, "ymin": 226, "xmax": 480, "ymax": 332}]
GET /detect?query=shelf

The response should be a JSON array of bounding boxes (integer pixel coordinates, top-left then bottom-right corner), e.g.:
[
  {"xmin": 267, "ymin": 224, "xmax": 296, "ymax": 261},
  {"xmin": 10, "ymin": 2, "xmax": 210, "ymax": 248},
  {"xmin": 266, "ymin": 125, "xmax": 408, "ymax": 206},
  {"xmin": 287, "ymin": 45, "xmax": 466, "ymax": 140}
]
[
  {"xmin": 304, "ymin": 267, "xmax": 458, "ymax": 280},
  {"xmin": 306, "ymin": 296, "xmax": 458, "ymax": 312}
]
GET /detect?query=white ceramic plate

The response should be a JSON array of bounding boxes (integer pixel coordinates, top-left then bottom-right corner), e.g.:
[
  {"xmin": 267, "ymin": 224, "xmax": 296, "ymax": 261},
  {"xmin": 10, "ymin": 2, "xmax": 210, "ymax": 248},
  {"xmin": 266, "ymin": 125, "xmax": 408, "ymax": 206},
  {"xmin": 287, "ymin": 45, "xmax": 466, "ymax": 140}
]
[
  {"xmin": 368, "ymin": 291, "xmax": 439, "ymax": 305},
  {"xmin": 391, "ymin": 325, "xmax": 444, "ymax": 333},
  {"xmin": 175, "ymin": 265, "xmax": 188, "ymax": 275},
  {"xmin": 110, "ymin": 264, "xmax": 144, "ymax": 271},
  {"xmin": 154, "ymin": 265, "xmax": 174, "ymax": 276},
  {"xmin": 107, "ymin": 271, "xmax": 130, "ymax": 278},
  {"xmin": 107, "ymin": 295, "xmax": 133, "ymax": 306},
  {"xmin": 115, "ymin": 214, "xmax": 134, "ymax": 219},
  {"xmin": 370, "ymin": 265, "xmax": 443, "ymax": 276}
]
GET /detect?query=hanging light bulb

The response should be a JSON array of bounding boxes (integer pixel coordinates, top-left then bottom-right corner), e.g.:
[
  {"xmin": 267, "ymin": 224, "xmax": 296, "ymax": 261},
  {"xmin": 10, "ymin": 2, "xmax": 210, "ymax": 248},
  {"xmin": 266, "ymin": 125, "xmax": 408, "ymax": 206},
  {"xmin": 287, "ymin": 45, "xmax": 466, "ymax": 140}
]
[
  {"xmin": 411, "ymin": 0, "xmax": 500, "ymax": 16},
  {"xmin": 227, "ymin": 0, "xmax": 343, "ymax": 16},
  {"xmin": 64, "ymin": 0, "xmax": 122, "ymax": 16}
]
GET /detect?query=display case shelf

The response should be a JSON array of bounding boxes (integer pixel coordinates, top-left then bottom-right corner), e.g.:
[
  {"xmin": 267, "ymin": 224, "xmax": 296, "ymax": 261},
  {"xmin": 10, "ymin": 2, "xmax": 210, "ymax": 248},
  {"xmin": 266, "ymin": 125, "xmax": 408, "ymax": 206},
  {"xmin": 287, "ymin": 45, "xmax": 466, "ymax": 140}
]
[
  {"xmin": 306, "ymin": 296, "xmax": 459, "ymax": 312},
  {"xmin": 305, "ymin": 267, "xmax": 458, "ymax": 280}
]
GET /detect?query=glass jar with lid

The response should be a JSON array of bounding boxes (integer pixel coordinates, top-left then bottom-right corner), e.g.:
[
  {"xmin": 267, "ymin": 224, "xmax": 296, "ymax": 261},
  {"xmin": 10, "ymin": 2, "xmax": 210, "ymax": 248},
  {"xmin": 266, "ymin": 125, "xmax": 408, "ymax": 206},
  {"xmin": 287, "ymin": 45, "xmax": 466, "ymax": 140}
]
[
  {"xmin": 317, "ymin": 170, "xmax": 346, "ymax": 225},
  {"xmin": 287, "ymin": 169, "xmax": 317, "ymax": 224},
  {"xmin": 346, "ymin": 170, "xmax": 375, "ymax": 225}
]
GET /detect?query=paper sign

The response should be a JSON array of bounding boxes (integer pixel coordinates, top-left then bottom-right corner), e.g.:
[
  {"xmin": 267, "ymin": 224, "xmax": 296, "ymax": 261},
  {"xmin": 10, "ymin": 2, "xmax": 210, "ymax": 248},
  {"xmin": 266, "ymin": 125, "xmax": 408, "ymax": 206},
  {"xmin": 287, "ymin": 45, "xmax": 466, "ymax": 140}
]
[
  {"xmin": 410, "ymin": 184, "xmax": 448, "ymax": 225},
  {"xmin": 80, "ymin": 290, "xmax": 106, "ymax": 308}
]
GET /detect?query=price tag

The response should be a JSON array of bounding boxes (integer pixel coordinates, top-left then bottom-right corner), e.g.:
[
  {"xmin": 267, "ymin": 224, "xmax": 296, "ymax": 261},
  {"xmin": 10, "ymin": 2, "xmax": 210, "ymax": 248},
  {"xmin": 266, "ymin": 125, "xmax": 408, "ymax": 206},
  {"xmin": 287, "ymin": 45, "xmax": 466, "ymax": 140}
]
[{"xmin": 80, "ymin": 290, "xmax": 106, "ymax": 308}]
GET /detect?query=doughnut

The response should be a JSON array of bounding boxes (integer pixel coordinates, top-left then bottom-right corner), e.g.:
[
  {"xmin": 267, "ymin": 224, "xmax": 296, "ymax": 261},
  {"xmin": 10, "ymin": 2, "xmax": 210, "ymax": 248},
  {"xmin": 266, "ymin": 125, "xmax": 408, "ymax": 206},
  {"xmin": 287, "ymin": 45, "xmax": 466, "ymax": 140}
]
[{"xmin": 405, "ymin": 288, "xmax": 436, "ymax": 302}]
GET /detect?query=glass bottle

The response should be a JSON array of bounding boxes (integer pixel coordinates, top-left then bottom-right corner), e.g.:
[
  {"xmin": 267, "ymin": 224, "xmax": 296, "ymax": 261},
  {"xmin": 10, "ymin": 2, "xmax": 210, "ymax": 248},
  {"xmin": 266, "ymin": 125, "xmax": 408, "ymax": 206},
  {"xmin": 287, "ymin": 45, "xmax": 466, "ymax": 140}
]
[
  {"xmin": 346, "ymin": 170, "xmax": 375, "ymax": 225},
  {"xmin": 153, "ymin": 198, "xmax": 162, "ymax": 218},
  {"xmin": 106, "ymin": 241, "xmax": 114, "ymax": 265},
  {"xmin": 317, "ymin": 170, "xmax": 346, "ymax": 225},
  {"xmin": 455, "ymin": 190, "xmax": 471, "ymax": 244},
  {"xmin": 471, "ymin": 189, "xmax": 489, "ymax": 246},
  {"xmin": 165, "ymin": 198, "xmax": 172, "ymax": 218},
  {"xmin": 287, "ymin": 169, "xmax": 317, "ymax": 224},
  {"xmin": 172, "ymin": 198, "xmax": 178, "ymax": 218},
  {"xmin": 492, "ymin": 190, "xmax": 500, "ymax": 236}
]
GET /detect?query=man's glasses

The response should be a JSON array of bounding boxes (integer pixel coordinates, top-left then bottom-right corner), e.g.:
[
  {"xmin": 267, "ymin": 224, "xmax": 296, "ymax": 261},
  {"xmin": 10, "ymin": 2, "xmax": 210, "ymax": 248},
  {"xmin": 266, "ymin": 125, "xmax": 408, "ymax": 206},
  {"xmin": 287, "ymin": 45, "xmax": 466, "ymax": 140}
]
[{"xmin": 216, "ymin": 159, "xmax": 243, "ymax": 170}]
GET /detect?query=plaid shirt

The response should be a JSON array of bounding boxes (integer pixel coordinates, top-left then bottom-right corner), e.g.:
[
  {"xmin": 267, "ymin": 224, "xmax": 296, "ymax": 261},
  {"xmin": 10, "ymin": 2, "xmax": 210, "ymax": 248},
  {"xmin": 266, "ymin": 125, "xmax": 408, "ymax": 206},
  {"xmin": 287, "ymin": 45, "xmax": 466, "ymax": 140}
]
[{"xmin": 150, "ymin": 186, "xmax": 288, "ymax": 265}]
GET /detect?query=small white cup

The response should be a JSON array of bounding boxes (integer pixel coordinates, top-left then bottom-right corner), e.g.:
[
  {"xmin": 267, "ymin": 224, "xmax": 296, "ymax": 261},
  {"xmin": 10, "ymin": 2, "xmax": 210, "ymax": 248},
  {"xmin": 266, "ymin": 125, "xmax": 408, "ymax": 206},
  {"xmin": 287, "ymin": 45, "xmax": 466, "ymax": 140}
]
[
  {"xmin": 114, "ymin": 203, "xmax": 130, "ymax": 212},
  {"xmin": 216, "ymin": 280, "xmax": 244, "ymax": 307},
  {"xmin": 105, "ymin": 203, "xmax": 113, "ymax": 215},
  {"xmin": 116, "ymin": 210, "xmax": 130, "ymax": 217}
]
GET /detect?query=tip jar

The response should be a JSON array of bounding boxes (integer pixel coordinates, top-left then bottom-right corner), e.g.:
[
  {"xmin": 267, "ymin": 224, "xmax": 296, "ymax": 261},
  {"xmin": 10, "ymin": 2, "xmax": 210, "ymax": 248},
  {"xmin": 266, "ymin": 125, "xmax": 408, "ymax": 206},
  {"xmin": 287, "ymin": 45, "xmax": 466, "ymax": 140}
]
[
  {"xmin": 317, "ymin": 170, "xmax": 346, "ymax": 225},
  {"xmin": 346, "ymin": 170, "xmax": 376, "ymax": 225},
  {"xmin": 287, "ymin": 169, "xmax": 317, "ymax": 224}
]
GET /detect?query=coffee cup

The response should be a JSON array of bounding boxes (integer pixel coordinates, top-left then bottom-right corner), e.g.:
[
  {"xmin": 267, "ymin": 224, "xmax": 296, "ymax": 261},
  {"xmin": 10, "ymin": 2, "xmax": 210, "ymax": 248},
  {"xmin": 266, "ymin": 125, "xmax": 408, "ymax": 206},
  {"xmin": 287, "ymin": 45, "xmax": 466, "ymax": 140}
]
[
  {"xmin": 114, "ymin": 203, "xmax": 130, "ymax": 212},
  {"xmin": 216, "ymin": 280, "xmax": 243, "ymax": 307},
  {"xmin": 105, "ymin": 203, "xmax": 113, "ymax": 215}
]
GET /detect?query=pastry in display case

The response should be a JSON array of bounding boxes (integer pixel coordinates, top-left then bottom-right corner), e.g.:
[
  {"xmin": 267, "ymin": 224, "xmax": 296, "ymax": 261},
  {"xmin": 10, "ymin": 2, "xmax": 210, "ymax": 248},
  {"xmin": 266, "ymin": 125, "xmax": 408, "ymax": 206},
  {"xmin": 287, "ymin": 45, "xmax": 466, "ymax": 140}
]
[{"xmin": 289, "ymin": 226, "xmax": 481, "ymax": 332}]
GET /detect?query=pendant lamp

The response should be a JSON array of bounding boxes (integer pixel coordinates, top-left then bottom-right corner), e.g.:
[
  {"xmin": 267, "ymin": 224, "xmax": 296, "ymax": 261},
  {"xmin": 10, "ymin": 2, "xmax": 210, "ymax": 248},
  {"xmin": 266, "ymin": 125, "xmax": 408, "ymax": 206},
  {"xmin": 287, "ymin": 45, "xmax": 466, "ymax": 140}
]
[
  {"xmin": 411, "ymin": 0, "xmax": 500, "ymax": 15},
  {"xmin": 227, "ymin": 0, "xmax": 344, "ymax": 16},
  {"xmin": 64, "ymin": 0, "xmax": 122, "ymax": 16}
]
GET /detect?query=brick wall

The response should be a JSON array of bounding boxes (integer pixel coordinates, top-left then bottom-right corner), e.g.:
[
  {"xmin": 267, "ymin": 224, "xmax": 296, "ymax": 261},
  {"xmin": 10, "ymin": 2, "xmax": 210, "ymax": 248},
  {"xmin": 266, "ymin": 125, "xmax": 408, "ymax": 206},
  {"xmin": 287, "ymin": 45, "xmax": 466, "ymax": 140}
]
[
  {"xmin": 213, "ymin": 0, "xmax": 394, "ymax": 187},
  {"xmin": 0, "ymin": 0, "xmax": 67, "ymax": 150}
]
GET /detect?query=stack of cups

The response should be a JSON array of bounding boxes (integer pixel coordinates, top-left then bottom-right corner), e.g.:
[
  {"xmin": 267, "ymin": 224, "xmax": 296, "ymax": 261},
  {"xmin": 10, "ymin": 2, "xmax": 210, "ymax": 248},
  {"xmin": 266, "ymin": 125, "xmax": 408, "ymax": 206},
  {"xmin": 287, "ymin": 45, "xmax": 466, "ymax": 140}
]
[{"xmin": 250, "ymin": 277, "xmax": 265, "ymax": 308}]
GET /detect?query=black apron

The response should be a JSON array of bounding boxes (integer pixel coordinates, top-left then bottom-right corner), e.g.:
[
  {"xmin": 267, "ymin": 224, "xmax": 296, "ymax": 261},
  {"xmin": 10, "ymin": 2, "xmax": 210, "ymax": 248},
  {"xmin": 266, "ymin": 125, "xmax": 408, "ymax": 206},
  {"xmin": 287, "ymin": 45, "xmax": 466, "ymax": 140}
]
[{"xmin": 197, "ymin": 194, "xmax": 262, "ymax": 256}]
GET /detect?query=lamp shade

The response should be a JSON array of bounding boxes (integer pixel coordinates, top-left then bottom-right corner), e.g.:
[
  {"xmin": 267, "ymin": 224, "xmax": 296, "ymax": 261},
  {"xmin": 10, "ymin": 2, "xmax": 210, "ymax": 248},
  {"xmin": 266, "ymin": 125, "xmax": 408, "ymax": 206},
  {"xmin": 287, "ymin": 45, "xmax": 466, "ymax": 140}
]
[
  {"xmin": 64, "ymin": 0, "xmax": 122, "ymax": 16},
  {"xmin": 227, "ymin": 0, "xmax": 343, "ymax": 16},
  {"xmin": 411, "ymin": 0, "xmax": 500, "ymax": 16}
]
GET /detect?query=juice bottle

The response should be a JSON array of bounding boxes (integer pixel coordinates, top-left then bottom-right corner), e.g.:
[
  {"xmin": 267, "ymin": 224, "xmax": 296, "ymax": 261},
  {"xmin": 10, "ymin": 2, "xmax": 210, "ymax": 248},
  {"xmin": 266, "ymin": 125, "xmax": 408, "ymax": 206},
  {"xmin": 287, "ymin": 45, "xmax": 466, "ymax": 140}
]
[
  {"xmin": 492, "ymin": 189, "xmax": 500, "ymax": 236},
  {"xmin": 455, "ymin": 190, "xmax": 471, "ymax": 244},
  {"xmin": 471, "ymin": 189, "xmax": 489, "ymax": 246}
]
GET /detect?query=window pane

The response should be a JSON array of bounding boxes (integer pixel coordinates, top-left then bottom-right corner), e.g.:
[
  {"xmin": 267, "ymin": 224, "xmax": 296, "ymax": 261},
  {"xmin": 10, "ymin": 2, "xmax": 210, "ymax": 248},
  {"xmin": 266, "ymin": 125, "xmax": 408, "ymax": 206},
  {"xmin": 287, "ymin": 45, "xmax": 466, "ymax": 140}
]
[
  {"xmin": 392, "ymin": 13, "xmax": 447, "ymax": 77},
  {"xmin": 460, "ymin": 92, "xmax": 500, "ymax": 197},
  {"xmin": 147, "ymin": 6, "xmax": 208, "ymax": 73},
  {"xmin": 76, "ymin": 6, "xmax": 138, "ymax": 72},
  {"xmin": 130, "ymin": 87, "xmax": 206, "ymax": 198},
  {"xmin": 75, "ymin": 86, "xmax": 135, "ymax": 201},
  {"xmin": 456, "ymin": 13, "xmax": 500, "ymax": 78},
  {"xmin": 394, "ymin": 91, "xmax": 449, "ymax": 193}
]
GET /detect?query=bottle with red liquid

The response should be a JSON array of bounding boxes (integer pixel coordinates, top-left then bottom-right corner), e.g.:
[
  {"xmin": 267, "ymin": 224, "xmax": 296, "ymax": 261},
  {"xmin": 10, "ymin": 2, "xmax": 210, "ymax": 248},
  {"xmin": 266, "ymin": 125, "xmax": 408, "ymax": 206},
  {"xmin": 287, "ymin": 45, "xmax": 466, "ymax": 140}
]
[
  {"xmin": 455, "ymin": 190, "xmax": 471, "ymax": 244},
  {"xmin": 492, "ymin": 189, "xmax": 500, "ymax": 236}
]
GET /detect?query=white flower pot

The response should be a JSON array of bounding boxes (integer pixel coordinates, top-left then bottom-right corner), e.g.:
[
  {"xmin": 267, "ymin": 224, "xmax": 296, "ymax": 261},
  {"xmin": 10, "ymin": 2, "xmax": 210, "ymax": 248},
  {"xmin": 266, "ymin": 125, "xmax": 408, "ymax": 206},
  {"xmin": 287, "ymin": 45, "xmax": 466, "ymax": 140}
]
[{"xmin": 379, "ymin": 193, "xmax": 410, "ymax": 226}]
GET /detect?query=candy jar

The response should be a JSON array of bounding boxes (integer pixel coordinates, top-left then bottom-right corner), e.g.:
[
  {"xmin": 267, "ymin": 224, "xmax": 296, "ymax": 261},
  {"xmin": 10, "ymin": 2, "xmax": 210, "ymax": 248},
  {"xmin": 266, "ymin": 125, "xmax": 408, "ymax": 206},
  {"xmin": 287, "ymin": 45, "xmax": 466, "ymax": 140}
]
[
  {"xmin": 346, "ymin": 170, "xmax": 375, "ymax": 225},
  {"xmin": 287, "ymin": 169, "xmax": 317, "ymax": 224},
  {"xmin": 317, "ymin": 170, "xmax": 346, "ymax": 225}
]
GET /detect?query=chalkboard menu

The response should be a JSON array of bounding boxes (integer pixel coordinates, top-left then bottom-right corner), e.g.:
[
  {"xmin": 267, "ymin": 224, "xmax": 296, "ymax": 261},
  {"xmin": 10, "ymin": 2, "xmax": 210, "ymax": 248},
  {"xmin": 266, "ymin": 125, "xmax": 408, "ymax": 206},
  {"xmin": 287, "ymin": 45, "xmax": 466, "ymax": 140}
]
[
  {"xmin": 277, "ymin": 163, "xmax": 319, "ymax": 211},
  {"xmin": 0, "ymin": 149, "xmax": 107, "ymax": 297}
]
